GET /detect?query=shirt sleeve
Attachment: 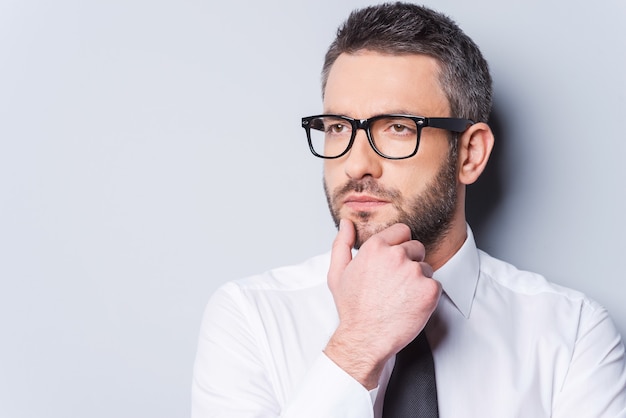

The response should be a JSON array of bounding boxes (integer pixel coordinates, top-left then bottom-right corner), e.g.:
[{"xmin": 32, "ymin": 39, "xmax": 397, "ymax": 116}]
[
  {"xmin": 282, "ymin": 353, "xmax": 377, "ymax": 418},
  {"xmin": 191, "ymin": 282, "xmax": 375, "ymax": 418},
  {"xmin": 553, "ymin": 303, "xmax": 626, "ymax": 417}
]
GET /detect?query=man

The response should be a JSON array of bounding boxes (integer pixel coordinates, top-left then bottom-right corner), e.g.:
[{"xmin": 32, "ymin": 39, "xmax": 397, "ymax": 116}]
[{"xmin": 192, "ymin": 3, "xmax": 626, "ymax": 417}]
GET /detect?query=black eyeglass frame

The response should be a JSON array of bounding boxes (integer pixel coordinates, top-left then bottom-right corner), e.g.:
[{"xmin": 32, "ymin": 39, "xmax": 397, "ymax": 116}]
[{"xmin": 301, "ymin": 114, "xmax": 474, "ymax": 160}]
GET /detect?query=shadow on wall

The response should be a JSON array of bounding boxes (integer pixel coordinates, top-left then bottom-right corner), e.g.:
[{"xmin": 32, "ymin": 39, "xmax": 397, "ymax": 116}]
[{"xmin": 465, "ymin": 107, "xmax": 507, "ymax": 249}]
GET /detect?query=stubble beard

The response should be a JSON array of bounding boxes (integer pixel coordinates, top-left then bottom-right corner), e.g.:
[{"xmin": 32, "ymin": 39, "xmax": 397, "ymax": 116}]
[{"xmin": 324, "ymin": 149, "xmax": 458, "ymax": 252}]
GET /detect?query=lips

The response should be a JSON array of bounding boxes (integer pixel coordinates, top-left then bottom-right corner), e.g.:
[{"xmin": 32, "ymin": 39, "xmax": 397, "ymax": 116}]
[{"xmin": 342, "ymin": 194, "xmax": 390, "ymax": 211}]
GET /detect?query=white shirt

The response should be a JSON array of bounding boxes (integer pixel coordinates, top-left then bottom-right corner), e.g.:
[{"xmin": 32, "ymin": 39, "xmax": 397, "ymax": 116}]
[{"xmin": 192, "ymin": 228, "xmax": 626, "ymax": 417}]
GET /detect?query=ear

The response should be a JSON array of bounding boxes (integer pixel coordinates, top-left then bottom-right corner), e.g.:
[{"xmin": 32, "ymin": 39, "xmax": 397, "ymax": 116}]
[{"xmin": 457, "ymin": 122, "xmax": 494, "ymax": 185}]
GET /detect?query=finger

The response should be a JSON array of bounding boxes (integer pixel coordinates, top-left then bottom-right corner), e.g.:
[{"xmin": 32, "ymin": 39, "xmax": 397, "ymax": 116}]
[
  {"xmin": 327, "ymin": 219, "xmax": 355, "ymax": 292},
  {"xmin": 371, "ymin": 223, "xmax": 412, "ymax": 246},
  {"xmin": 397, "ymin": 240, "xmax": 426, "ymax": 263},
  {"xmin": 418, "ymin": 261, "xmax": 434, "ymax": 278}
]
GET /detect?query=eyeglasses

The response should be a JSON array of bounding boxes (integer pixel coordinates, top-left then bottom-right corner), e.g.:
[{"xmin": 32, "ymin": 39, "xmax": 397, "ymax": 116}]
[{"xmin": 301, "ymin": 114, "xmax": 474, "ymax": 160}]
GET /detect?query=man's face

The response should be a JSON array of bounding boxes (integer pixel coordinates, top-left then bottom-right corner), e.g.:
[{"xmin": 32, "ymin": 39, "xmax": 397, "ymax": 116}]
[{"xmin": 323, "ymin": 51, "xmax": 459, "ymax": 250}]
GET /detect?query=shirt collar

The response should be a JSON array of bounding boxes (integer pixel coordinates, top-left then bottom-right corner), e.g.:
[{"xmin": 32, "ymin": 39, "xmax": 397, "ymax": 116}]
[{"xmin": 432, "ymin": 224, "xmax": 480, "ymax": 319}]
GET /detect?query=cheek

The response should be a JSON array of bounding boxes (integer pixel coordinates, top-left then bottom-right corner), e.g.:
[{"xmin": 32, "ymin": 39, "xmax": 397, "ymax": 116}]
[
  {"xmin": 396, "ymin": 170, "xmax": 426, "ymax": 197},
  {"xmin": 387, "ymin": 162, "xmax": 437, "ymax": 197},
  {"xmin": 323, "ymin": 161, "xmax": 342, "ymax": 188},
  {"xmin": 399, "ymin": 139, "xmax": 452, "ymax": 184}
]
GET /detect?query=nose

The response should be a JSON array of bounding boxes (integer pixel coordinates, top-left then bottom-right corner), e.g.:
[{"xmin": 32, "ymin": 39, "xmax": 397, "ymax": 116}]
[{"xmin": 343, "ymin": 129, "xmax": 383, "ymax": 180}]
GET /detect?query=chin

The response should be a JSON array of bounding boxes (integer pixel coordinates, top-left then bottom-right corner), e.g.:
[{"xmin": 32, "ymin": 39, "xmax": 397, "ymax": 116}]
[{"xmin": 352, "ymin": 218, "xmax": 395, "ymax": 249}]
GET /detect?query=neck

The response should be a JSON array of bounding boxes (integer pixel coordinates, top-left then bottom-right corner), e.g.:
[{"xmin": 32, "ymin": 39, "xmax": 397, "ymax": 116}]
[{"xmin": 425, "ymin": 211, "xmax": 467, "ymax": 271}]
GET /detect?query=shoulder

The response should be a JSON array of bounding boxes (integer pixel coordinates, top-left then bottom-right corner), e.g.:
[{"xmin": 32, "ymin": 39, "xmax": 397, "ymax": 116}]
[
  {"xmin": 474, "ymin": 251, "xmax": 626, "ymax": 413},
  {"xmin": 475, "ymin": 250, "xmax": 623, "ymax": 353},
  {"xmin": 207, "ymin": 252, "xmax": 332, "ymax": 310},
  {"xmin": 476, "ymin": 249, "xmax": 605, "ymax": 313},
  {"xmin": 231, "ymin": 252, "xmax": 331, "ymax": 291},
  {"xmin": 200, "ymin": 252, "xmax": 337, "ymax": 355}
]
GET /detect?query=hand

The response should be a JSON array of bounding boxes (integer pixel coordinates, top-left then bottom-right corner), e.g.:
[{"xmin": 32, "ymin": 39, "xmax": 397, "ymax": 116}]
[{"xmin": 324, "ymin": 219, "xmax": 442, "ymax": 389}]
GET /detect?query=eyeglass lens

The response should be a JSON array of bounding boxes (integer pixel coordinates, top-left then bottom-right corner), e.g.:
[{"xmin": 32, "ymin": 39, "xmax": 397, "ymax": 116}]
[{"xmin": 307, "ymin": 115, "xmax": 419, "ymax": 158}]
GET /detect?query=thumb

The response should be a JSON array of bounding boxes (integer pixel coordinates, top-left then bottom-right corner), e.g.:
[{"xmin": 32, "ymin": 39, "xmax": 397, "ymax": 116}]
[{"xmin": 328, "ymin": 218, "xmax": 355, "ymax": 292}]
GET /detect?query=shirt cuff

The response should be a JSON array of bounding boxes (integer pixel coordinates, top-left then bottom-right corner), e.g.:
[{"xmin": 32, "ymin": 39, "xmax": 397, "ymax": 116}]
[{"xmin": 282, "ymin": 352, "xmax": 375, "ymax": 418}]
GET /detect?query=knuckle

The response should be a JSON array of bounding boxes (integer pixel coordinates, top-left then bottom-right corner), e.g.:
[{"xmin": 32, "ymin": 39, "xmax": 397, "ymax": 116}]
[
  {"xmin": 399, "ymin": 223, "xmax": 411, "ymax": 234},
  {"xmin": 426, "ymin": 279, "xmax": 443, "ymax": 298},
  {"xmin": 393, "ymin": 223, "xmax": 411, "ymax": 238},
  {"xmin": 388, "ymin": 245, "xmax": 406, "ymax": 262},
  {"xmin": 363, "ymin": 234, "xmax": 384, "ymax": 250}
]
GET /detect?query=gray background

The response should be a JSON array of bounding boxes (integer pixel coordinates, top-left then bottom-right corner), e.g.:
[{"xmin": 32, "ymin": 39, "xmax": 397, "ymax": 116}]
[{"xmin": 1, "ymin": 0, "xmax": 624, "ymax": 416}]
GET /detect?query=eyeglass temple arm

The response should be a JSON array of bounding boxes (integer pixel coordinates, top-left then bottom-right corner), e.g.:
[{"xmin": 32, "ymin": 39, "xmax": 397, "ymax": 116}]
[{"xmin": 426, "ymin": 118, "xmax": 474, "ymax": 132}]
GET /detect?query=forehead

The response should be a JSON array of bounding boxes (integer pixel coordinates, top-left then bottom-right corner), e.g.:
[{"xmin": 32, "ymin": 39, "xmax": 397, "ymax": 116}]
[{"xmin": 323, "ymin": 50, "xmax": 450, "ymax": 118}]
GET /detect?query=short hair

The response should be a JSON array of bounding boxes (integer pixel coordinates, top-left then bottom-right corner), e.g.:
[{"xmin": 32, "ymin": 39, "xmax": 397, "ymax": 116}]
[{"xmin": 322, "ymin": 2, "xmax": 493, "ymax": 123}]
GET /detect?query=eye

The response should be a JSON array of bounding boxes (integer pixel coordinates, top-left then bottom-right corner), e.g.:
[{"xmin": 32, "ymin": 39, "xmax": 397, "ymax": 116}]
[
  {"xmin": 326, "ymin": 122, "xmax": 350, "ymax": 135},
  {"xmin": 391, "ymin": 123, "xmax": 410, "ymax": 133},
  {"xmin": 383, "ymin": 119, "xmax": 416, "ymax": 136}
]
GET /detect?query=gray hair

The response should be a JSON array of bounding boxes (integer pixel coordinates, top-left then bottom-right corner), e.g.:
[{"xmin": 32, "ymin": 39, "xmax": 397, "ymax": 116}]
[{"xmin": 322, "ymin": 2, "xmax": 493, "ymax": 123}]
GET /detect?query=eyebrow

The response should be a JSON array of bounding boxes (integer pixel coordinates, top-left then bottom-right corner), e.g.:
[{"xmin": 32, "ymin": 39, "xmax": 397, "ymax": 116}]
[{"xmin": 322, "ymin": 109, "xmax": 429, "ymax": 118}]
